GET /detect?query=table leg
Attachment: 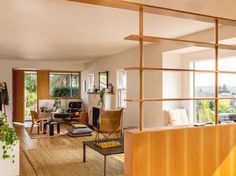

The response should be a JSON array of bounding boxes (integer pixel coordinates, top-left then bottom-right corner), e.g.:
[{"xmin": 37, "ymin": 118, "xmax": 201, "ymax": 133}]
[
  {"xmin": 104, "ymin": 156, "xmax": 107, "ymax": 176},
  {"xmin": 49, "ymin": 124, "xmax": 54, "ymax": 136},
  {"xmin": 43, "ymin": 123, "xmax": 47, "ymax": 134},
  {"xmin": 83, "ymin": 144, "xmax": 86, "ymax": 162},
  {"xmin": 57, "ymin": 123, "xmax": 60, "ymax": 134}
]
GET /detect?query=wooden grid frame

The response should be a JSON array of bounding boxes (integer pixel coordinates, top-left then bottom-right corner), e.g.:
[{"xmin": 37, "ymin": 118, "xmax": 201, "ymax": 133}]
[
  {"xmin": 69, "ymin": 0, "xmax": 236, "ymax": 130},
  {"xmin": 124, "ymin": 9, "xmax": 236, "ymax": 130}
]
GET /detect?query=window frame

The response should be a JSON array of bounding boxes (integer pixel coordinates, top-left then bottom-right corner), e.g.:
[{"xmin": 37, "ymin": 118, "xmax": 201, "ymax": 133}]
[
  {"xmin": 49, "ymin": 71, "xmax": 81, "ymax": 99},
  {"xmin": 87, "ymin": 73, "xmax": 95, "ymax": 92},
  {"xmin": 117, "ymin": 69, "xmax": 127, "ymax": 108}
]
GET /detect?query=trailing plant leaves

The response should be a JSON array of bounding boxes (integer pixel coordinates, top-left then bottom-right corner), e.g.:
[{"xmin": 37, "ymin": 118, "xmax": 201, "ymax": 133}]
[{"xmin": 0, "ymin": 124, "xmax": 18, "ymax": 162}]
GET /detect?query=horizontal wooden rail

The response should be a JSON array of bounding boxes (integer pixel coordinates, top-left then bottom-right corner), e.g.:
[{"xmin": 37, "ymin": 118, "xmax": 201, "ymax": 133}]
[
  {"xmin": 69, "ymin": 0, "xmax": 236, "ymax": 26},
  {"xmin": 218, "ymin": 71, "xmax": 236, "ymax": 74},
  {"xmin": 124, "ymin": 35, "xmax": 236, "ymax": 50},
  {"xmin": 125, "ymin": 67, "xmax": 215, "ymax": 73},
  {"xmin": 125, "ymin": 67, "xmax": 236, "ymax": 74},
  {"xmin": 125, "ymin": 97, "xmax": 236, "ymax": 102},
  {"xmin": 125, "ymin": 98, "xmax": 214, "ymax": 102}
]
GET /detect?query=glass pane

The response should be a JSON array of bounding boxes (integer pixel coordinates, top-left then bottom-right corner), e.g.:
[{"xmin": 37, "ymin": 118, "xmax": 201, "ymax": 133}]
[
  {"xmin": 194, "ymin": 100, "xmax": 215, "ymax": 123},
  {"xmin": 144, "ymin": 71, "xmax": 214, "ymax": 99},
  {"xmin": 72, "ymin": 73, "xmax": 79, "ymax": 97},
  {"xmin": 24, "ymin": 71, "xmax": 37, "ymax": 120},
  {"xmin": 218, "ymin": 49, "xmax": 236, "ymax": 72},
  {"xmin": 218, "ymin": 99, "xmax": 236, "ymax": 123},
  {"xmin": 143, "ymin": 100, "xmax": 215, "ymax": 127},
  {"xmin": 118, "ymin": 89, "xmax": 127, "ymax": 108},
  {"xmin": 194, "ymin": 72, "xmax": 215, "ymax": 98},
  {"xmin": 87, "ymin": 74, "xmax": 95, "ymax": 91},
  {"xmin": 219, "ymin": 73, "xmax": 236, "ymax": 98},
  {"xmin": 50, "ymin": 73, "xmax": 71, "ymax": 98},
  {"xmin": 99, "ymin": 72, "xmax": 108, "ymax": 90}
]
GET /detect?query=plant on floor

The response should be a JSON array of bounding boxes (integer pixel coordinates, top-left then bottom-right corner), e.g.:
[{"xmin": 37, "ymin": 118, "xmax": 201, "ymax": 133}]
[{"xmin": 0, "ymin": 121, "xmax": 18, "ymax": 163}]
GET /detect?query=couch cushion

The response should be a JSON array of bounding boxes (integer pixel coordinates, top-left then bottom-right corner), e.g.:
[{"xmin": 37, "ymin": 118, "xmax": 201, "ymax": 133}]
[{"xmin": 168, "ymin": 109, "xmax": 189, "ymax": 126}]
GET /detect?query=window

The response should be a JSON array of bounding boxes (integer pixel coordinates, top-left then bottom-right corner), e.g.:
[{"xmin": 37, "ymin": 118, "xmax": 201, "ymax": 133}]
[
  {"xmin": 50, "ymin": 72, "xmax": 80, "ymax": 98},
  {"xmin": 87, "ymin": 73, "xmax": 95, "ymax": 92},
  {"xmin": 192, "ymin": 61, "xmax": 215, "ymax": 123},
  {"xmin": 117, "ymin": 70, "xmax": 127, "ymax": 108},
  {"xmin": 192, "ymin": 57, "xmax": 236, "ymax": 123}
]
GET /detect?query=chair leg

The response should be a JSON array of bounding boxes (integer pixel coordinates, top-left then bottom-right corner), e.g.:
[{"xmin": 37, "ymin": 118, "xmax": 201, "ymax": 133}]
[
  {"xmin": 39, "ymin": 122, "xmax": 42, "ymax": 132},
  {"xmin": 30, "ymin": 124, "xmax": 34, "ymax": 133},
  {"xmin": 37, "ymin": 125, "xmax": 40, "ymax": 135}
]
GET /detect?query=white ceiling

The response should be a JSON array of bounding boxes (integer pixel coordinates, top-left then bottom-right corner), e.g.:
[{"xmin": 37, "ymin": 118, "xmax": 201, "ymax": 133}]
[{"xmin": 0, "ymin": 0, "xmax": 214, "ymax": 62}]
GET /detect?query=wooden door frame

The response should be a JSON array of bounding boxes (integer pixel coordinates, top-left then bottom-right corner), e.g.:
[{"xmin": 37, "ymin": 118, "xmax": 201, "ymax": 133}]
[{"xmin": 12, "ymin": 69, "xmax": 38, "ymax": 123}]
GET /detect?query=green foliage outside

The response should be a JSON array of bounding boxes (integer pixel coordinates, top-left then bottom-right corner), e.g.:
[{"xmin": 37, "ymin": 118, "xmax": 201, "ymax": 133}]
[
  {"xmin": 50, "ymin": 73, "xmax": 79, "ymax": 98},
  {"xmin": 51, "ymin": 87, "xmax": 78, "ymax": 97},
  {"xmin": 196, "ymin": 100, "xmax": 236, "ymax": 123},
  {"xmin": 25, "ymin": 73, "xmax": 37, "ymax": 116}
]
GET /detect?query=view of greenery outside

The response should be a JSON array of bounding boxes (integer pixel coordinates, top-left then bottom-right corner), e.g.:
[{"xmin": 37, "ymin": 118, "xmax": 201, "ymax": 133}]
[
  {"xmin": 193, "ymin": 58, "xmax": 236, "ymax": 123},
  {"xmin": 195, "ymin": 99, "xmax": 236, "ymax": 123},
  {"xmin": 25, "ymin": 72, "xmax": 37, "ymax": 117},
  {"xmin": 195, "ymin": 100, "xmax": 214, "ymax": 123},
  {"xmin": 50, "ymin": 72, "xmax": 80, "ymax": 98}
]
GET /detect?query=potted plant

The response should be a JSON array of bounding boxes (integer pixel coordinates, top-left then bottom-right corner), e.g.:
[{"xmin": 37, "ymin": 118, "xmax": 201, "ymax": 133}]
[
  {"xmin": 97, "ymin": 88, "xmax": 105, "ymax": 108},
  {"xmin": 0, "ymin": 113, "xmax": 18, "ymax": 163}
]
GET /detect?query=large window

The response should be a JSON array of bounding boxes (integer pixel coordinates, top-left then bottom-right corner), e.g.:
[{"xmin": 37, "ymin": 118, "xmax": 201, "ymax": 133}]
[
  {"xmin": 193, "ymin": 57, "xmax": 236, "ymax": 123},
  {"xmin": 50, "ymin": 72, "xmax": 80, "ymax": 98},
  {"xmin": 117, "ymin": 70, "xmax": 127, "ymax": 108}
]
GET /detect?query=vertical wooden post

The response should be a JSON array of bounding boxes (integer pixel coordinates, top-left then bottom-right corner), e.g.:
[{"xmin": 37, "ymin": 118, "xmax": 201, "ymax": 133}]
[
  {"xmin": 139, "ymin": 7, "xmax": 144, "ymax": 131},
  {"xmin": 215, "ymin": 19, "xmax": 219, "ymax": 125}
]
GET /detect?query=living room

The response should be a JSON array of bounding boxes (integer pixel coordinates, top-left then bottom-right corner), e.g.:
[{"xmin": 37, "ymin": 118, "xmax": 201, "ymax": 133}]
[{"xmin": 1, "ymin": 0, "xmax": 236, "ymax": 176}]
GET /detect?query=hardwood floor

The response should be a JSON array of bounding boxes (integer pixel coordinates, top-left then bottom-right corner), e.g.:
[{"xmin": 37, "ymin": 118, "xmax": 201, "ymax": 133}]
[
  {"xmin": 15, "ymin": 125, "xmax": 37, "ymax": 176},
  {"xmin": 15, "ymin": 124, "xmax": 78, "ymax": 176},
  {"xmin": 15, "ymin": 124, "xmax": 124, "ymax": 176}
]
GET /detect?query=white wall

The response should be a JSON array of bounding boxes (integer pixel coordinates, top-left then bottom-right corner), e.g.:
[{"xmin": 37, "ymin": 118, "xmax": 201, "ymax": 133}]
[
  {"xmin": 81, "ymin": 48, "xmax": 140, "ymax": 127},
  {"xmin": 0, "ymin": 142, "xmax": 19, "ymax": 176},
  {"xmin": 0, "ymin": 59, "xmax": 85, "ymax": 122},
  {"xmin": 81, "ymin": 41, "xmax": 187, "ymax": 128}
]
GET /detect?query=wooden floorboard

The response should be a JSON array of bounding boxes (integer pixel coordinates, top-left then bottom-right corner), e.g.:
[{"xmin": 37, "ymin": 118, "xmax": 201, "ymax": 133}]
[
  {"xmin": 15, "ymin": 124, "xmax": 124, "ymax": 176},
  {"xmin": 15, "ymin": 125, "xmax": 37, "ymax": 176}
]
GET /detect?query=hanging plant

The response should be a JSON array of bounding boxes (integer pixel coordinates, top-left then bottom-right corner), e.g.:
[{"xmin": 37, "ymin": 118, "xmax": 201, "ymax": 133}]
[
  {"xmin": 0, "ymin": 113, "xmax": 6, "ymax": 124},
  {"xmin": 0, "ymin": 113, "xmax": 18, "ymax": 163}
]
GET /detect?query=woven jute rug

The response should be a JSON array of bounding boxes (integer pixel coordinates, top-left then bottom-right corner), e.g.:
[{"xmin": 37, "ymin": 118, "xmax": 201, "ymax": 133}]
[
  {"xmin": 25, "ymin": 124, "xmax": 71, "ymax": 139},
  {"xmin": 24, "ymin": 138, "xmax": 124, "ymax": 176}
]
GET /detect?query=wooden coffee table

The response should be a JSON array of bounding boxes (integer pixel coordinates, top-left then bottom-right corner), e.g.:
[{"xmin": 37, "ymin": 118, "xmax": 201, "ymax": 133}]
[{"xmin": 83, "ymin": 138, "xmax": 124, "ymax": 176}]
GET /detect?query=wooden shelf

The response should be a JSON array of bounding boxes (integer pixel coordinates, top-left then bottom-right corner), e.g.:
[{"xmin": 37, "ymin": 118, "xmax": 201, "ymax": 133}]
[
  {"xmin": 70, "ymin": 0, "xmax": 236, "ymax": 25},
  {"xmin": 125, "ymin": 67, "xmax": 236, "ymax": 74},
  {"xmin": 125, "ymin": 98, "xmax": 215, "ymax": 102},
  {"xmin": 124, "ymin": 34, "xmax": 236, "ymax": 50},
  {"xmin": 70, "ymin": 0, "xmax": 236, "ymax": 130},
  {"xmin": 124, "ymin": 67, "xmax": 236, "ymax": 74},
  {"xmin": 125, "ymin": 97, "xmax": 236, "ymax": 102},
  {"xmin": 125, "ymin": 67, "xmax": 215, "ymax": 73}
]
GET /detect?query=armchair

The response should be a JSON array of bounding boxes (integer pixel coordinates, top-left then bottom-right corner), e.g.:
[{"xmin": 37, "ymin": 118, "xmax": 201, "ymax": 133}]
[{"xmin": 93, "ymin": 108, "xmax": 123, "ymax": 141}]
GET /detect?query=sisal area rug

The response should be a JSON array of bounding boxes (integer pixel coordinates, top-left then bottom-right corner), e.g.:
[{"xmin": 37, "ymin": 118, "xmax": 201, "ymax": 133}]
[
  {"xmin": 24, "ymin": 139, "xmax": 124, "ymax": 176},
  {"xmin": 25, "ymin": 125, "xmax": 70, "ymax": 139}
]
